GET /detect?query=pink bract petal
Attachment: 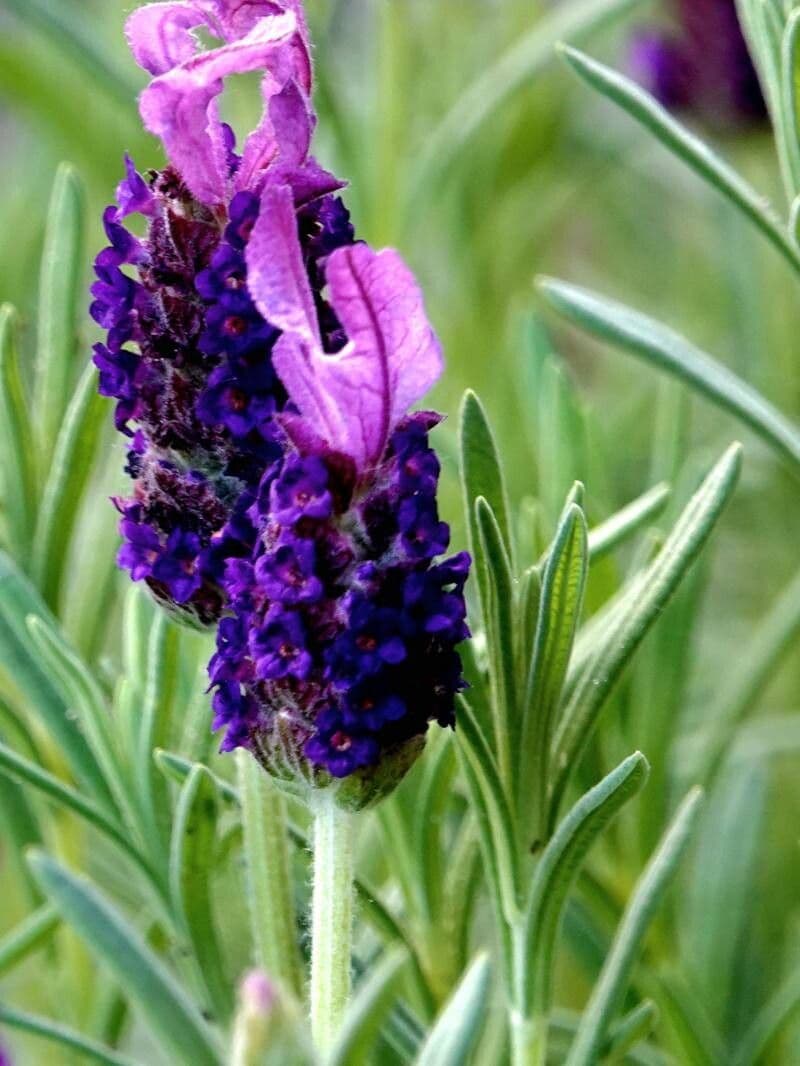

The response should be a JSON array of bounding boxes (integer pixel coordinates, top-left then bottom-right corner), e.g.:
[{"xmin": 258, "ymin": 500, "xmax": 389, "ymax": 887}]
[
  {"xmin": 269, "ymin": 159, "xmax": 345, "ymax": 207},
  {"xmin": 125, "ymin": 2, "xmax": 209, "ymax": 76},
  {"xmin": 245, "ymin": 182, "xmax": 320, "ymax": 342},
  {"xmin": 213, "ymin": 2, "xmax": 312, "ymax": 87},
  {"xmin": 273, "ymin": 243, "xmax": 444, "ymax": 470},
  {"xmin": 138, "ymin": 11, "xmax": 298, "ymax": 204},
  {"xmin": 236, "ymin": 78, "xmax": 313, "ymax": 191}
]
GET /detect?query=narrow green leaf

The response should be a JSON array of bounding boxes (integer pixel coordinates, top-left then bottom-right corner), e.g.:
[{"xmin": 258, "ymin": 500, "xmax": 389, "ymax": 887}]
[
  {"xmin": 0, "ymin": 904, "xmax": 59, "ymax": 978},
  {"xmin": 692, "ymin": 562, "xmax": 800, "ymax": 781},
  {"xmin": 538, "ymin": 277, "xmax": 800, "ymax": 472},
  {"xmin": 329, "ymin": 950, "xmax": 408, "ymax": 1066},
  {"xmin": 236, "ymin": 749, "xmax": 303, "ymax": 996},
  {"xmin": 170, "ymin": 765, "xmax": 232, "ymax": 1021},
  {"xmin": 536, "ymin": 355, "xmax": 588, "ymax": 527},
  {"xmin": 516, "ymin": 566, "xmax": 542, "ymax": 688},
  {"xmin": 521, "ymin": 754, "xmax": 650, "ymax": 1020},
  {"xmin": 34, "ymin": 163, "xmax": 86, "ymax": 466},
  {"xmin": 459, "ymin": 390, "xmax": 514, "ymax": 566},
  {"xmin": 587, "ymin": 483, "xmax": 671, "ymax": 561},
  {"xmin": 779, "ymin": 10, "xmax": 800, "ymax": 196},
  {"xmin": 460, "ymin": 388, "xmax": 516, "ymax": 626},
  {"xmin": 136, "ymin": 612, "xmax": 181, "ymax": 858},
  {"xmin": 558, "ymin": 46, "xmax": 800, "ymax": 276},
  {"xmin": 551, "ymin": 446, "xmax": 740, "ymax": 814},
  {"xmin": 414, "ymin": 952, "xmax": 491, "ymax": 1066},
  {"xmin": 26, "ymin": 614, "xmax": 133, "ymax": 829},
  {"xmin": 476, "ymin": 496, "xmax": 519, "ymax": 790},
  {"xmin": 407, "ymin": 0, "xmax": 647, "ymax": 201},
  {"xmin": 0, "ymin": 740, "xmax": 156, "ymax": 888},
  {"xmin": 0, "ymin": 305, "xmax": 36, "ymax": 563},
  {"xmin": 605, "ymin": 1000, "xmax": 660, "ymax": 1062},
  {"xmin": 455, "ymin": 695, "xmax": 519, "ymax": 924},
  {"xmin": 683, "ymin": 764, "xmax": 765, "ymax": 1026},
  {"xmin": 520, "ymin": 501, "xmax": 588, "ymax": 842},
  {"xmin": 734, "ymin": 963, "xmax": 800, "ymax": 1065},
  {"xmin": 0, "ymin": 551, "xmax": 105, "ymax": 801},
  {"xmin": 0, "ymin": 1003, "xmax": 138, "ymax": 1066},
  {"xmin": 548, "ymin": 1006, "xmax": 665, "ymax": 1065},
  {"xmin": 565, "ymin": 789, "xmax": 704, "ymax": 1066},
  {"xmin": 29, "ymin": 852, "xmax": 223, "ymax": 1066},
  {"xmin": 413, "ymin": 728, "xmax": 458, "ymax": 923},
  {"xmin": 649, "ymin": 966, "xmax": 725, "ymax": 1065},
  {"xmin": 155, "ymin": 748, "xmax": 239, "ymax": 804},
  {"xmin": 31, "ymin": 363, "xmax": 107, "ymax": 610}
]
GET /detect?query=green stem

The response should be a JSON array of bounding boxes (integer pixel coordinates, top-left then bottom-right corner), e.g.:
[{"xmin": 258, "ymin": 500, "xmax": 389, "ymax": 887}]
[
  {"xmin": 237, "ymin": 752, "xmax": 302, "ymax": 996},
  {"xmin": 310, "ymin": 797, "xmax": 355, "ymax": 1054},
  {"xmin": 511, "ymin": 926, "xmax": 547, "ymax": 1066},
  {"xmin": 510, "ymin": 1012, "xmax": 547, "ymax": 1066}
]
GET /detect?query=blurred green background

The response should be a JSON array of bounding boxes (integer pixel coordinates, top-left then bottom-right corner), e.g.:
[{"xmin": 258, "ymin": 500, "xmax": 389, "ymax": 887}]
[{"xmin": 1, "ymin": 0, "xmax": 800, "ymax": 1061}]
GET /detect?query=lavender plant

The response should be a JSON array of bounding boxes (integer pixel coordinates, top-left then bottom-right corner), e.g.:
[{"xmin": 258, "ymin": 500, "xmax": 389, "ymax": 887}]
[{"xmin": 1, "ymin": 1, "xmax": 799, "ymax": 1065}]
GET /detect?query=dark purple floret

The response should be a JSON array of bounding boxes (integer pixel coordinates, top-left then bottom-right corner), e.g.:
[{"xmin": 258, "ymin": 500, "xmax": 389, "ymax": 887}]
[
  {"xmin": 208, "ymin": 412, "xmax": 470, "ymax": 780},
  {"xmin": 270, "ymin": 454, "xmax": 333, "ymax": 525}
]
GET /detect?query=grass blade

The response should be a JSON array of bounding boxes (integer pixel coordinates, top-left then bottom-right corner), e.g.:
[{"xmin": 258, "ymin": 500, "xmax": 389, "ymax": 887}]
[
  {"xmin": 538, "ymin": 278, "xmax": 800, "ymax": 473},
  {"xmin": 28, "ymin": 851, "xmax": 222, "ymax": 1066},
  {"xmin": 565, "ymin": 789, "xmax": 704, "ymax": 1066},
  {"xmin": 558, "ymin": 46, "xmax": 800, "ymax": 277}
]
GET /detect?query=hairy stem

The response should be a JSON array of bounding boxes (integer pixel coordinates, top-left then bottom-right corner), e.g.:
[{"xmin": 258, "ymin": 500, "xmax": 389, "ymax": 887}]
[{"xmin": 310, "ymin": 797, "xmax": 355, "ymax": 1053}]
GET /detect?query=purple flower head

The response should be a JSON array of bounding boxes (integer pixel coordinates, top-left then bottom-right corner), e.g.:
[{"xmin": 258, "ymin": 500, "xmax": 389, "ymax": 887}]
[
  {"xmin": 93, "ymin": 0, "xmax": 356, "ymax": 626},
  {"xmin": 630, "ymin": 0, "xmax": 766, "ymax": 127},
  {"xmin": 208, "ymin": 413, "xmax": 471, "ymax": 804},
  {"xmin": 95, "ymin": 0, "xmax": 470, "ymax": 802}
]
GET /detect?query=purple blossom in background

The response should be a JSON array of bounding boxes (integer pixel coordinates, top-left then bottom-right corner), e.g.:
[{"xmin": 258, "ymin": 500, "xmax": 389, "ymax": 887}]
[
  {"xmin": 630, "ymin": 0, "xmax": 766, "ymax": 127},
  {"xmin": 94, "ymin": 0, "xmax": 470, "ymax": 787}
]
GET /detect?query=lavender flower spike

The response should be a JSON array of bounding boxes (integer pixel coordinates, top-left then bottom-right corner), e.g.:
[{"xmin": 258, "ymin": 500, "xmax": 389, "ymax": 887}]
[
  {"xmin": 94, "ymin": 0, "xmax": 470, "ymax": 799},
  {"xmin": 208, "ymin": 184, "xmax": 470, "ymax": 800},
  {"xmin": 93, "ymin": 0, "xmax": 350, "ymax": 627}
]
